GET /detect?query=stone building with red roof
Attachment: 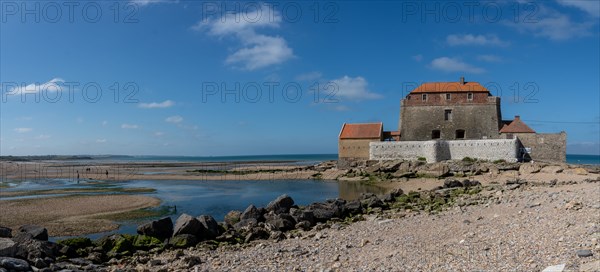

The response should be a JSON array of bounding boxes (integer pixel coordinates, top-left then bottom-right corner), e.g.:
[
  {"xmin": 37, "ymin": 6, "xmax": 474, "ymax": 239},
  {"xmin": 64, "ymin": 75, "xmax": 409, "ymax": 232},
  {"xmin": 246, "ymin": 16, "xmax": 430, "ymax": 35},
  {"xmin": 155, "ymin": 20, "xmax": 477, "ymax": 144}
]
[{"xmin": 338, "ymin": 77, "xmax": 566, "ymax": 166}]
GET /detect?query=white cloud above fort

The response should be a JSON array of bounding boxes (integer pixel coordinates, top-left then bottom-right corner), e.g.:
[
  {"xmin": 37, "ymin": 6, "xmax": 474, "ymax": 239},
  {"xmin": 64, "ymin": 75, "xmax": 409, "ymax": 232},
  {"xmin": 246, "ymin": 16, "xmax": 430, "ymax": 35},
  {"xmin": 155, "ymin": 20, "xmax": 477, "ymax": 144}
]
[
  {"xmin": 330, "ymin": 76, "xmax": 382, "ymax": 101},
  {"xmin": 138, "ymin": 100, "xmax": 175, "ymax": 109},
  {"xmin": 430, "ymin": 57, "xmax": 485, "ymax": 74},
  {"xmin": 446, "ymin": 34, "xmax": 509, "ymax": 46}
]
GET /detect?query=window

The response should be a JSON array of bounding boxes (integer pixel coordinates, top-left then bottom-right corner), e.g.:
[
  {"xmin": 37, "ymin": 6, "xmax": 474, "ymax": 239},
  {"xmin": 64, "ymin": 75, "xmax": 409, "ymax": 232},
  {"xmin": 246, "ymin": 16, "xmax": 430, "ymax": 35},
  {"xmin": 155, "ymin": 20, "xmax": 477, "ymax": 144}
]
[
  {"xmin": 444, "ymin": 109, "xmax": 452, "ymax": 121},
  {"xmin": 467, "ymin": 93, "xmax": 473, "ymax": 101},
  {"xmin": 456, "ymin": 129, "xmax": 465, "ymax": 139},
  {"xmin": 445, "ymin": 93, "xmax": 451, "ymax": 100},
  {"xmin": 432, "ymin": 130, "xmax": 440, "ymax": 139},
  {"xmin": 422, "ymin": 94, "xmax": 427, "ymax": 101}
]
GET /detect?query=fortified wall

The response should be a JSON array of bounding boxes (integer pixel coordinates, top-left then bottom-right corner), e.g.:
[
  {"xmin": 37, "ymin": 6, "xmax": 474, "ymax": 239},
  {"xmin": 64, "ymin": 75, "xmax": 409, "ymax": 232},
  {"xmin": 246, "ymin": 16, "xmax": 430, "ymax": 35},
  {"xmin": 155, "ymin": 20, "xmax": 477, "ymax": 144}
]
[{"xmin": 369, "ymin": 139, "xmax": 519, "ymax": 163}]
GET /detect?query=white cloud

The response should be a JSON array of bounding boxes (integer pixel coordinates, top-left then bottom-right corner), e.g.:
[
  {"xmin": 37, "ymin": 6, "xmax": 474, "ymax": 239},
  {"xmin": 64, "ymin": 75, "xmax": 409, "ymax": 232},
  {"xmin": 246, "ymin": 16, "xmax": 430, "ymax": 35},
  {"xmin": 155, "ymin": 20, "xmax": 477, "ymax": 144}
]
[
  {"xmin": 412, "ymin": 54, "xmax": 423, "ymax": 62},
  {"xmin": 130, "ymin": 0, "xmax": 176, "ymax": 6},
  {"xmin": 165, "ymin": 115, "xmax": 183, "ymax": 123},
  {"xmin": 34, "ymin": 134, "xmax": 51, "ymax": 140},
  {"xmin": 192, "ymin": 3, "xmax": 294, "ymax": 70},
  {"xmin": 138, "ymin": 100, "xmax": 175, "ymax": 109},
  {"xmin": 430, "ymin": 57, "xmax": 485, "ymax": 74},
  {"xmin": 556, "ymin": 0, "xmax": 600, "ymax": 17},
  {"xmin": 329, "ymin": 76, "xmax": 382, "ymax": 101},
  {"xmin": 14, "ymin": 128, "xmax": 32, "ymax": 133},
  {"xmin": 154, "ymin": 132, "xmax": 165, "ymax": 137},
  {"xmin": 8, "ymin": 78, "xmax": 66, "ymax": 95},
  {"xmin": 96, "ymin": 139, "xmax": 107, "ymax": 143},
  {"xmin": 505, "ymin": 4, "xmax": 595, "ymax": 41},
  {"xmin": 477, "ymin": 54, "xmax": 503, "ymax": 62},
  {"xmin": 121, "ymin": 124, "xmax": 140, "ymax": 129},
  {"xmin": 295, "ymin": 71, "xmax": 323, "ymax": 82},
  {"xmin": 446, "ymin": 34, "xmax": 509, "ymax": 46}
]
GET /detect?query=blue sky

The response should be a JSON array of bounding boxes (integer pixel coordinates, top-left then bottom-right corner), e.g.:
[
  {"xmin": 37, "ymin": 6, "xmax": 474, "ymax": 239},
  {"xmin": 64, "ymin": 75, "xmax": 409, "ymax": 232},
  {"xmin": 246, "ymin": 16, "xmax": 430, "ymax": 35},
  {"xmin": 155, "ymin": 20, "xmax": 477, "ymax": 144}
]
[{"xmin": 1, "ymin": 0, "xmax": 599, "ymax": 156}]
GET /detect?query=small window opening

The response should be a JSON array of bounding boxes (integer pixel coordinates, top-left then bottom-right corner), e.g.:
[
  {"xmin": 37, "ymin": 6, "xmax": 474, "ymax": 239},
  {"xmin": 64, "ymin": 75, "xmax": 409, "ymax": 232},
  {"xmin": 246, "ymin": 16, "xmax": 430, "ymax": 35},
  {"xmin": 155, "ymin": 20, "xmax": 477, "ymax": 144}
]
[
  {"xmin": 444, "ymin": 109, "xmax": 452, "ymax": 121},
  {"xmin": 456, "ymin": 129, "xmax": 465, "ymax": 139},
  {"xmin": 432, "ymin": 130, "xmax": 441, "ymax": 139}
]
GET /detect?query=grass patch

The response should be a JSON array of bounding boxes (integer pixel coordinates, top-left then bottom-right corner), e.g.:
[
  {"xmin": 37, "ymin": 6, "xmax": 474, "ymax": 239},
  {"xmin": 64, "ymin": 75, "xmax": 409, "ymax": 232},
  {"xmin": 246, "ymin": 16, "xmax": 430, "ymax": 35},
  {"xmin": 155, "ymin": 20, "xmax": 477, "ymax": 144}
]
[
  {"xmin": 462, "ymin": 157, "xmax": 477, "ymax": 163},
  {"xmin": 92, "ymin": 205, "xmax": 174, "ymax": 221}
]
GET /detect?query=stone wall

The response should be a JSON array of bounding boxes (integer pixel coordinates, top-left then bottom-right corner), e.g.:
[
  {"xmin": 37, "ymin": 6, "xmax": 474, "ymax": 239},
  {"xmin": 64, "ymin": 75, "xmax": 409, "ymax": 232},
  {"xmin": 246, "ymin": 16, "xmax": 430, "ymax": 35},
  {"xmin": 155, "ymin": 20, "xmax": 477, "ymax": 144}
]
[
  {"xmin": 399, "ymin": 97, "xmax": 502, "ymax": 141},
  {"xmin": 369, "ymin": 139, "xmax": 519, "ymax": 163},
  {"xmin": 512, "ymin": 132, "xmax": 567, "ymax": 162}
]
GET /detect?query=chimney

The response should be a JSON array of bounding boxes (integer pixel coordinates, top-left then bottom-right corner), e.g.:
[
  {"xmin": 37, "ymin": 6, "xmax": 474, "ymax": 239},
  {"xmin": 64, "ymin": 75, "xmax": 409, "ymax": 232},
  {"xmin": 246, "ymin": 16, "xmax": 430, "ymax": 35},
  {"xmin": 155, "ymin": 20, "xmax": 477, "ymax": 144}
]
[
  {"xmin": 515, "ymin": 115, "xmax": 520, "ymax": 119},
  {"xmin": 460, "ymin": 76, "xmax": 465, "ymax": 84}
]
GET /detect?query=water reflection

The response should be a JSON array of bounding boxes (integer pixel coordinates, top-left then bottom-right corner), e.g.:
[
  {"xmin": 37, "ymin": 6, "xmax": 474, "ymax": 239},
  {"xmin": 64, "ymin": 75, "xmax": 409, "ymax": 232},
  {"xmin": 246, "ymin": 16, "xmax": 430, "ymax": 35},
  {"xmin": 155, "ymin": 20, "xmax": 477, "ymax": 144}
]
[{"xmin": 338, "ymin": 181, "xmax": 389, "ymax": 200}]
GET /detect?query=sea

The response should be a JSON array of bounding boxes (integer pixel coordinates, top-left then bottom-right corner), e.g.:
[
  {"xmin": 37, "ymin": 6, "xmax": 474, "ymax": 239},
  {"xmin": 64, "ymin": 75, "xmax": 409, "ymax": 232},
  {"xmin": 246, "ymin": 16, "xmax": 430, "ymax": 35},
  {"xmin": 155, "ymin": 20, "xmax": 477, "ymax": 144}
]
[{"xmin": 93, "ymin": 153, "xmax": 599, "ymax": 165}]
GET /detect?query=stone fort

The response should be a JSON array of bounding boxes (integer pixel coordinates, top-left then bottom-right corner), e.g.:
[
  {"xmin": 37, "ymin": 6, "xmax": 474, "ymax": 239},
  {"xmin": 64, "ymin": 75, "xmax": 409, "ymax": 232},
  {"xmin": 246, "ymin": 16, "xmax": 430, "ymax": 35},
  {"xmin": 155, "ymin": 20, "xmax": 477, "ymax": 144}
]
[{"xmin": 338, "ymin": 78, "xmax": 566, "ymax": 167}]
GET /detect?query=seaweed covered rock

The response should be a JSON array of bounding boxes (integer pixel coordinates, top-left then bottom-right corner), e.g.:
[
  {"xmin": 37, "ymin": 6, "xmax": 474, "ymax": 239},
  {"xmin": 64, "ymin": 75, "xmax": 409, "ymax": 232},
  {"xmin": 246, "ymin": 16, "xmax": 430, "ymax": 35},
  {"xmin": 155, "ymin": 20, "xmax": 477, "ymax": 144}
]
[{"xmin": 168, "ymin": 234, "xmax": 198, "ymax": 249}]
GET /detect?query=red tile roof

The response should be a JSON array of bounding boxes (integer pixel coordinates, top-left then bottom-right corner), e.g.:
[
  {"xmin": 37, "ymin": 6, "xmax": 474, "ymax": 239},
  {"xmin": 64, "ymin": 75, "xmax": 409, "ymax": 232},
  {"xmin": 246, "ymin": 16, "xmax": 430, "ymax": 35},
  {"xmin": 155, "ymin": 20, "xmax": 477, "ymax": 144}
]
[
  {"xmin": 339, "ymin": 123, "xmax": 383, "ymax": 139},
  {"xmin": 409, "ymin": 81, "xmax": 489, "ymax": 94},
  {"xmin": 499, "ymin": 116, "xmax": 536, "ymax": 133}
]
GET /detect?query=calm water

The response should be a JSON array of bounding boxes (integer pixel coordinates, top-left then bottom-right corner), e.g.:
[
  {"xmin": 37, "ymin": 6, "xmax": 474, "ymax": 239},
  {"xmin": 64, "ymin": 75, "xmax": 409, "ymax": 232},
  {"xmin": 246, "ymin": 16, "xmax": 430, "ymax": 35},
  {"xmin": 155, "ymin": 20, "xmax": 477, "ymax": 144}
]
[
  {"xmin": 2, "ymin": 178, "xmax": 387, "ymax": 239},
  {"xmin": 566, "ymin": 154, "xmax": 600, "ymax": 165}
]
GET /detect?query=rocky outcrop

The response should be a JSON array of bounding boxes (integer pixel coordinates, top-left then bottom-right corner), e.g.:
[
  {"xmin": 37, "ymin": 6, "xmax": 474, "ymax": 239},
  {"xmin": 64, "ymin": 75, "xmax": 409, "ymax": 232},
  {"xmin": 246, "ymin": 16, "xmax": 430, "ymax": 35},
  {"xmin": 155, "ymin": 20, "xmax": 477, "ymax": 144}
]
[
  {"xmin": 266, "ymin": 194, "xmax": 295, "ymax": 214},
  {"xmin": 197, "ymin": 215, "xmax": 220, "ymax": 240},
  {"xmin": 17, "ymin": 225, "xmax": 48, "ymax": 241},
  {"xmin": 173, "ymin": 214, "xmax": 204, "ymax": 237}
]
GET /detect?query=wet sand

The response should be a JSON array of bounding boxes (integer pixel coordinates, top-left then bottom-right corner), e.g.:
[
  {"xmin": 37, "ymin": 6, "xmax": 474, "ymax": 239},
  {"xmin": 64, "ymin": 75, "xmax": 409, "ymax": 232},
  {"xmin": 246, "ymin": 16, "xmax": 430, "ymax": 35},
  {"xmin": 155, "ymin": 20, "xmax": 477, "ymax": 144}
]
[{"xmin": 0, "ymin": 194, "xmax": 161, "ymax": 236}]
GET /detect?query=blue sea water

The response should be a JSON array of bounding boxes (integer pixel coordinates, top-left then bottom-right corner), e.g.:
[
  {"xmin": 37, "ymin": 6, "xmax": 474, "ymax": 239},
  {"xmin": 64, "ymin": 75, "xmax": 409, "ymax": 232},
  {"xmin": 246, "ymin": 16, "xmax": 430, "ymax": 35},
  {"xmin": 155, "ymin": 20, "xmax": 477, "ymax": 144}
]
[{"xmin": 566, "ymin": 154, "xmax": 600, "ymax": 165}]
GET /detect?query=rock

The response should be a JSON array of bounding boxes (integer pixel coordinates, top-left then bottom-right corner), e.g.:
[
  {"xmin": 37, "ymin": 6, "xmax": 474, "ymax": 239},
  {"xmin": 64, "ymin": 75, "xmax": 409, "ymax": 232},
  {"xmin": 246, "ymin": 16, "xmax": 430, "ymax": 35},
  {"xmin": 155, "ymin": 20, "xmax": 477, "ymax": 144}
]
[
  {"xmin": 240, "ymin": 205, "xmax": 263, "ymax": 221},
  {"xmin": 295, "ymin": 221, "xmax": 312, "ymax": 231},
  {"xmin": 392, "ymin": 171, "xmax": 414, "ymax": 178},
  {"xmin": 462, "ymin": 180, "xmax": 481, "ymax": 187},
  {"xmin": 233, "ymin": 219, "xmax": 258, "ymax": 231},
  {"xmin": 290, "ymin": 209, "xmax": 316, "ymax": 226},
  {"xmin": 541, "ymin": 264, "xmax": 565, "ymax": 272},
  {"xmin": 507, "ymin": 184, "xmax": 521, "ymax": 190},
  {"xmin": 265, "ymin": 214, "xmax": 296, "ymax": 232},
  {"xmin": 0, "ymin": 238, "xmax": 16, "ymax": 257},
  {"xmin": 32, "ymin": 257, "xmax": 47, "ymax": 268},
  {"xmin": 224, "ymin": 210, "xmax": 242, "ymax": 227},
  {"xmin": 133, "ymin": 235, "xmax": 163, "ymax": 250},
  {"xmin": 137, "ymin": 217, "xmax": 173, "ymax": 241},
  {"xmin": 182, "ymin": 255, "xmax": 201, "ymax": 268},
  {"xmin": 168, "ymin": 234, "xmax": 198, "ymax": 248},
  {"xmin": 269, "ymin": 231, "xmax": 286, "ymax": 241},
  {"xmin": 519, "ymin": 163, "xmax": 542, "ymax": 175},
  {"xmin": 576, "ymin": 249, "xmax": 593, "ymax": 257},
  {"xmin": 443, "ymin": 178, "xmax": 463, "ymax": 188},
  {"xmin": 244, "ymin": 227, "xmax": 269, "ymax": 243},
  {"xmin": 173, "ymin": 214, "xmax": 204, "ymax": 237},
  {"xmin": 307, "ymin": 200, "xmax": 346, "ymax": 222},
  {"xmin": 565, "ymin": 167, "xmax": 588, "ymax": 175},
  {"xmin": 541, "ymin": 165, "xmax": 564, "ymax": 174},
  {"xmin": 14, "ymin": 238, "xmax": 58, "ymax": 262},
  {"xmin": 86, "ymin": 252, "xmax": 102, "ymax": 264},
  {"xmin": 57, "ymin": 237, "xmax": 93, "ymax": 250},
  {"xmin": 0, "ymin": 228, "xmax": 11, "ymax": 238},
  {"xmin": 344, "ymin": 200, "xmax": 363, "ymax": 215},
  {"xmin": 266, "ymin": 194, "xmax": 295, "ymax": 214},
  {"xmin": 417, "ymin": 163, "xmax": 450, "ymax": 178},
  {"xmin": 17, "ymin": 225, "xmax": 48, "ymax": 241},
  {"xmin": 364, "ymin": 196, "xmax": 384, "ymax": 208},
  {"xmin": 0, "ymin": 257, "xmax": 30, "ymax": 271},
  {"xmin": 197, "ymin": 215, "xmax": 220, "ymax": 240}
]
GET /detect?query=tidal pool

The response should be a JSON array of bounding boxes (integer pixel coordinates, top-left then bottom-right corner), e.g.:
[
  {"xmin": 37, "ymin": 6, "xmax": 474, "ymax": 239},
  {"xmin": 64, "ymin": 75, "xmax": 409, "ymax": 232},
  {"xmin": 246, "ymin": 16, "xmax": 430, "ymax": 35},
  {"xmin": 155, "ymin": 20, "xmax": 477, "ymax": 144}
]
[{"xmin": 2, "ymin": 178, "xmax": 388, "ymax": 239}]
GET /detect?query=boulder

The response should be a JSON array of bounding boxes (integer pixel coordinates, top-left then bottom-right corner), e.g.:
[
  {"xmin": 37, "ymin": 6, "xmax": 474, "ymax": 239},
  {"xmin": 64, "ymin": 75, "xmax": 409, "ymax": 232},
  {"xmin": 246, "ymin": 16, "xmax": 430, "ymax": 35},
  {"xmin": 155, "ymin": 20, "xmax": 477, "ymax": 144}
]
[
  {"xmin": 17, "ymin": 225, "xmax": 48, "ymax": 241},
  {"xmin": 0, "ymin": 227, "xmax": 11, "ymax": 238},
  {"xmin": 363, "ymin": 196, "xmax": 384, "ymax": 208},
  {"xmin": 295, "ymin": 221, "xmax": 312, "ymax": 231},
  {"xmin": 224, "ymin": 210, "xmax": 242, "ymax": 227},
  {"xmin": 168, "ymin": 234, "xmax": 198, "ymax": 248},
  {"xmin": 443, "ymin": 178, "xmax": 463, "ymax": 188},
  {"xmin": 266, "ymin": 195, "xmax": 295, "ymax": 214},
  {"xmin": 290, "ymin": 209, "xmax": 315, "ymax": 226},
  {"xmin": 307, "ymin": 199, "xmax": 346, "ymax": 222},
  {"xmin": 462, "ymin": 179, "xmax": 481, "ymax": 187},
  {"xmin": 197, "ymin": 215, "xmax": 220, "ymax": 240},
  {"xmin": 0, "ymin": 238, "xmax": 16, "ymax": 257},
  {"xmin": 137, "ymin": 217, "xmax": 173, "ymax": 241},
  {"xmin": 564, "ymin": 168, "xmax": 588, "ymax": 175},
  {"xmin": 0, "ymin": 257, "xmax": 30, "ymax": 271},
  {"xmin": 233, "ymin": 218, "xmax": 258, "ymax": 231},
  {"xmin": 265, "ymin": 214, "xmax": 296, "ymax": 232},
  {"xmin": 519, "ymin": 163, "xmax": 541, "ymax": 175},
  {"xmin": 173, "ymin": 214, "xmax": 204, "ymax": 237},
  {"xmin": 344, "ymin": 200, "xmax": 363, "ymax": 215},
  {"xmin": 14, "ymin": 238, "xmax": 58, "ymax": 262},
  {"xmin": 381, "ymin": 188, "xmax": 403, "ymax": 202},
  {"xmin": 57, "ymin": 237, "xmax": 92, "ymax": 251},
  {"xmin": 244, "ymin": 227, "xmax": 269, "ymax": 243},
  {"xmin": 540, "ymin": 165, "xmax": 563, "ymax": 174},
  {"xmin": 240, "ymin": 205, "xmax": 263, "ymax": 221}
]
